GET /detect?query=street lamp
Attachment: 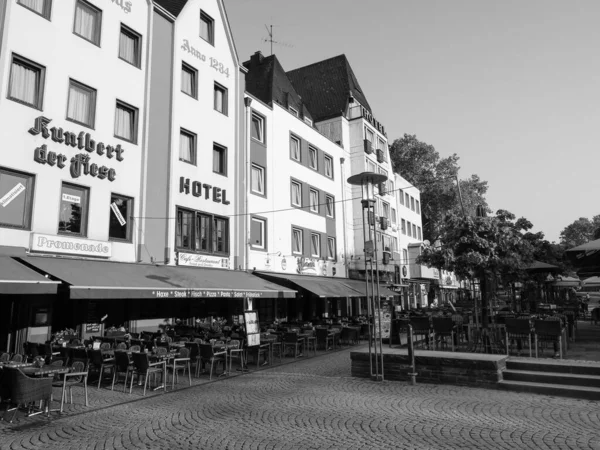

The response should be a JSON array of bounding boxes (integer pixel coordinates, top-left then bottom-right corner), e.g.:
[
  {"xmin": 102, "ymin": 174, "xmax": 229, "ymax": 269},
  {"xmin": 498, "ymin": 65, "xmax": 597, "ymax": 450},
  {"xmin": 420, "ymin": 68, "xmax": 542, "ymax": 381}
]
[{"xmin": 347, "ymin": 171, "xmax": 387, "ymax": 382}]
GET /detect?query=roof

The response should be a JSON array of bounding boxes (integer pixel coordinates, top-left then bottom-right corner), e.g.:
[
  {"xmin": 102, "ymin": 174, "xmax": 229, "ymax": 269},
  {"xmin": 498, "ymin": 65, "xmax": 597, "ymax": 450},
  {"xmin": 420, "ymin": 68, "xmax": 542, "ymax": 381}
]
[
  {"xmin": 153, "ymin": 0, "xmax": 188, "ymax": 17},
  {"xmin": 243, "ymin": 52, "xmax": 312, "ymax": 122},
  {"xmin": 287, "ymin": 54, "xmax": 372, "ymax": 122}
]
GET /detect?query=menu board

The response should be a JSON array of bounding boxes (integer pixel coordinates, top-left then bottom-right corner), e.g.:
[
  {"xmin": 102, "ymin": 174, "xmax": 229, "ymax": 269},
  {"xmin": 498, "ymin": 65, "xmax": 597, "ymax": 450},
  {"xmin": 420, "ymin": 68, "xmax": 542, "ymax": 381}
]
[
  {"xmin": 244, "ymin": 310, "xmax": 260, "ymax": 346},
  {"xmin": 373, "ymin": 302, "xmax": 391, "ymax": 339}
]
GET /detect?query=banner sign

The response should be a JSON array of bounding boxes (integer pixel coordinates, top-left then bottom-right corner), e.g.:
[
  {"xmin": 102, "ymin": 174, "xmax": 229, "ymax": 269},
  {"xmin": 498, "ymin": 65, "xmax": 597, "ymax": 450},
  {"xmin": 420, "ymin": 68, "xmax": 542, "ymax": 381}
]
[
  {"xmin": 0, "ymin": 183, "xmax": 25, "ymax": 207},
  {"xmin": 30, "ymin": 233, "xmax": 112, "ymax": 258},
  {"xmin": 177, "ymin": 252, "xmax": 229, "ymax": 269},
  {"xmin": 152, "ymin": 289, "xmax": 265, "ymax": 299},
  {"xmin": 110, "ymin": 202, "xmax": 126, "ymax": 226}
]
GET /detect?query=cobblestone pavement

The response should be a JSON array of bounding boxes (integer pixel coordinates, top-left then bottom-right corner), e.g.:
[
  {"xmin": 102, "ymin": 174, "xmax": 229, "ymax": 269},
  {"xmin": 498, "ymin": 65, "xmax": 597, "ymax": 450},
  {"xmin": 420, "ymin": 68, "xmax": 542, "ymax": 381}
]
[{"xmin": 2, "ymin": 345, "xmax": 600, "ymax": 450}]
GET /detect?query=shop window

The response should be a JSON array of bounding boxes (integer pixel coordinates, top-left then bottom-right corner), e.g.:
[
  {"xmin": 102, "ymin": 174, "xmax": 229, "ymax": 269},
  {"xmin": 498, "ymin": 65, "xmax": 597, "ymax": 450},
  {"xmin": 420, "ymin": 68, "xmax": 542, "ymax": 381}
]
[
  {"xmin": 213, "ymin": 143, "xmax": 227, "ymax": 175},
  {"xmin": 0, "ymin": 167, "xmax": 35, "ymax": 230},
  {"xmin": 179, "ymin": 129, "xmax": 196, "ymax": 165},
  {"xmin": 309, "ymin": 188, "xmax": 319, "ymax": 213},
  {"xmin": 308, "ymin": 146, "xmax": 318, "ymax": 170},
  {"xmin": 176, "ymin": 207, "xmax": 229, "ymax": 255},
  {"xmin": 109, "ymin": 194, "xmax": 132, "ymax": 241},
  {"xmin": 67, "ymin": 79, "xmax": 96, "ymax": 128},
  {"xmin": 310, "ymin": 233, "xmax": 320, "ymax": 257},
  {"xmin": 181, "ymin": 62, "xmax": 197, "ymax": 98},
  {"xmin": 18, "ymin": 0, "xmax": 52, "ymax": 19},
  {"xmin": 214, "ymin": 83, "xmax": 228, "ymax": 115},
  {"xmin": 58, "ymin": 182, "xmax": 89, "ymax": 236},
  {"xmin": 325, "ymin": 195, "xmax": 334, "ymax": 218},
  {"xmin": 114, "ymin": 100, "xmax": 138, "ymax": 143},
  {"xmin": 200, "ymin": 10, "xmax": 214, "ymax": 45},
  {"xmin": 324, "ymin": 154, "xmax": 333, "ymax": 178},
  {"xmin": 292, "ymin": 228, "xmax": 303, "ymax": 255},
  {"xmin": 327, "ymin": 237, "xmax": 336, "ymax": 260},
  {"xmin": 251, "ymin": 217, "xmax": 266, "ymax": 250},
  {"xmin": 291, "ymin": 180, "xmax": 302, "ymax": 207},
  {"xmin": 73, "ymin": 0, "xmax": 102, "ymax": 46},
  {"xmin": 251, "ymin": 164, "xmax": 265, "ymax": 195},
  {"xmin": 251, "ymin": 113, "xmax": 264, "ymax": 143},
  {"xmin": 8, "ymin": 54, "xmax": 45, "ymax": 110},
  {"xmin": 290, "ymin": 135, "xmax": 300, "ymax": 161},
  {"xmin": 119, "ymin": 24, "xmax": 141, "ymax": 67}
]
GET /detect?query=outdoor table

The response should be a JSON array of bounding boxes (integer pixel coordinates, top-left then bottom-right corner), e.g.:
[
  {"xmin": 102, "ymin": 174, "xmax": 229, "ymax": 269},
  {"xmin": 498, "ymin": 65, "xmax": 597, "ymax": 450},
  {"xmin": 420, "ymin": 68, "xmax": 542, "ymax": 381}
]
[
  {"xmin": 22, "ymin": 366, "xmax": 70, "ymax": 378},
  {"xmin": 0, "ymin": 362, "xmax": 34, "ymax": 369}
]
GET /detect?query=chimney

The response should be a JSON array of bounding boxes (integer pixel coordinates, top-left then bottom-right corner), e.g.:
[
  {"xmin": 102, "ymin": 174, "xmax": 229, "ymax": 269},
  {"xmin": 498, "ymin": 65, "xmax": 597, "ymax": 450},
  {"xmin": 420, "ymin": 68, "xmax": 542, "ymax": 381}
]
[{"xmin": 250, "ymin": 51, "xmax": 264, "ymax": 67}]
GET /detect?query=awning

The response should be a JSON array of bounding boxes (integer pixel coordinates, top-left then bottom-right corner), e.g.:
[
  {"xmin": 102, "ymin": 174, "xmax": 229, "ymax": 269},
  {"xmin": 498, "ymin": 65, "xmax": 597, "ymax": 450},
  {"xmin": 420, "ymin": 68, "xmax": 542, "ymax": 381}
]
[
  {"xmin": 342, "ymin": 279, "xmax": 399, "ymax": 298},
  {"xmin": 552, "ymin": 276, "xmax": 581, "ymax": 288},
  {"xmin": 20, "ymin": 257, "xmax": 296, "ymax": 299},
  {"xmin": 0, "ymin": 257, "xmax": 58, "ymax": 294},
  {"xmin": 525, "ymin": 260, "xmax": 560, "ymax": 273}
]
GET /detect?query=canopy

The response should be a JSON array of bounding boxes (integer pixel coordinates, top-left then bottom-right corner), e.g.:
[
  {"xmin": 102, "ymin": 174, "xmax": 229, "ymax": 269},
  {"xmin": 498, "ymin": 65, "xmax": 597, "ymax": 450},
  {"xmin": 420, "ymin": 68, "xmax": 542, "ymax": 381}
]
[
  {"xmin": 0, "ymin": 257, "xmax": 58, "ymax": 294},
  {"xmin": 525, "ymin": 260, "xmax": 560, "ymax": 272},
  {"xmin": 21, "ymin": 257, "xmax": 296, "ymax": 299},
  {"xmin": 566, "ymin": 239, "xmax": 600, "ymax": 277},
  {"xmin": 552, "ymin": 276, "xmax": 581, "ymax": 288},
  {"xmin": 582, "ymin": 276, "xmax": 600, "ymax": 288}
]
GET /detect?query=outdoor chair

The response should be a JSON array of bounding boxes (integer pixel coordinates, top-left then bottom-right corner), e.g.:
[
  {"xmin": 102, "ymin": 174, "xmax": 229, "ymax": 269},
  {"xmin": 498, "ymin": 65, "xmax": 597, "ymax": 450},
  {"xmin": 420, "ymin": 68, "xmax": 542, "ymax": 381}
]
[
  {"xmin": 111, "ymin": 350, "xmax": 134, "ymax": 392},
  {"xmin": 246, "ymin": 341, "xmax": 270, "ymax": 368},
  {"xmin": 534, "ymin": 319, "xmax": 565, "ymax": 359},
  {"xmin": 199, "ymin": 344, "xmax": 227, "ymax": 380},
  {"xmin": 72, "ymin": 348, "xmax": 89, "ymax": 365},
  {"xmin": 283, "ymin": 332, "xmax": 304, "ymax": 358},
  {"xmin": 432, "ymin": 318, "xmax": 455, "ymax": 351},
  {"xmin": 49, "ymin": 359, "xmax": 64, "ymax": 367},
  {"xmin": 563, "ymin": 311, "xmax": 577, "ymax": 341},
  {"xmin": 0, "ymin": 352, "xmax": 10, "ymax": 363},
  {"xmin": 129, "ymin": 352, "xmax": 166, "ymax": 396},
  {"xmin": 116, "ymin": 342, "xmax": 128, "ymax": 350},
  {"xmin": 52, "ymin": 360, "xmax": 89, "ymax": 413},
  {"xmin": 505, "ymin": 318, "xmax": 533, "ymax": 357},
  {"xmin": 184, "ymin": 342, "xmax": 202, "ymax": 377},
  {"xmin": 154, "ymin": 346, "xmax": 168, "ymax": 356},
  {"xmin": 409, "ymin": 317, "xmax": 433, "ymax": 349},
  {"xmin": 3, "ymin": 367, "xmax": 53, "ymax": 423},
  {"xmin": 226, "ymin": 340, "xmax": 246, "ymax": 373},
  {"xmin": 169, "ymin": 347, "xmax": 192, "ymax": 389},
  {"xmin": 10, "ymin": 354, "xmax": 24, "ymax": 363},
  {"xmin": 261, "ymin": 334, "xmax": 283, "ymax": 363},
  {"xmin": 23, "ymin": 342, "xmax": 40, "ymax": 361},
  {"xmin": 88, "ymin": 349, "xmax": 115, "ymax": 389},
  {"xmin": 129, "ymin": 345, "xmax": 141, "ymax": 352},
  {"xmin": 315, "ymin": 328, "xmax": 334, "ymax": 351}
]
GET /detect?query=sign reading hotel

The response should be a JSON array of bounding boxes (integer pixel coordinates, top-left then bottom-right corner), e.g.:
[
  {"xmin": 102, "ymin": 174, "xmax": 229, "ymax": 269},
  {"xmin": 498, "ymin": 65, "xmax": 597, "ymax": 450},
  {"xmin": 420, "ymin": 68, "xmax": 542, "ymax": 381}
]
[
  {"xmin": 29, "ymin": 116, "xmax": 123, "ymax": 182},
  {"xmin": 361, "ymin": 107, "xmax": 387, "ymax": 137},
  {"xmin": 179, "ymin": 177, "xmax": 230, "ymax": 205},
  {"xmin": 177, "ymin": 252, "xmax": 229, "ymax": 269},
  {"xmin": 30, "ymin": 233, "xmax": 112, "ymax": 258}
]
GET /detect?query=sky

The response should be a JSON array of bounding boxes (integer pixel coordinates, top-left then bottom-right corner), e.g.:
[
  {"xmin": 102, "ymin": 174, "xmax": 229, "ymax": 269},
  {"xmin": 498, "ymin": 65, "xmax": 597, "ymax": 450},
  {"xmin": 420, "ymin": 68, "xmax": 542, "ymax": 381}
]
[{"xmin": 225, "ymin": 0, "xmax": 600, "ymax": 243}]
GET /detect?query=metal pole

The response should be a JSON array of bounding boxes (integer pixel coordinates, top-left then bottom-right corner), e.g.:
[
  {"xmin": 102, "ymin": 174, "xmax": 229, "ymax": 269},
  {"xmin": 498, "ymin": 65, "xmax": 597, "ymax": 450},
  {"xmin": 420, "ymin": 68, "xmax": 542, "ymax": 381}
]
[
  {"xmin": 361, "ymin": 203, "xmax": 373, "ymax": 378},
  {"xmin": 407, "ymin": 324, "xmax": 417, "ymax": 385},
  {"xmin": 368, "ymin": 202, "xmax": 379, "ymax": 380},
  {"xmin": 372, "ymin": 201, "xmax": 384, "ymax": 381}
]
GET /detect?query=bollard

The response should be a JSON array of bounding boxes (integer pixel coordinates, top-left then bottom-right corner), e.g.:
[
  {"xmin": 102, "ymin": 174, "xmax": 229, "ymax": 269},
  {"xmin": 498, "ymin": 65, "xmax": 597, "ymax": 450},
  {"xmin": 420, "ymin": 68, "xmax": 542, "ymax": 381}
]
[{"xmin": 407, "ymin": 324, "xmax": 417, "ymax": 385}]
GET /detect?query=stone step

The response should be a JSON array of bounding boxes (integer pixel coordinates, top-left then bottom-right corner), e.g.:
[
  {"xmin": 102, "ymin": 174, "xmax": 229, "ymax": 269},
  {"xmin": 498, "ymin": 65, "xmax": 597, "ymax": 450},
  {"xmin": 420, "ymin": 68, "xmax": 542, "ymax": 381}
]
[
  {"xmin": 503, "ymin": 369, "xmax": 600, "ymax": 388},
  {"xmin": 506, "ymin": 357, "xmax": 600, "ymax": 376},
  {"xmin": 498, "ymin": 380, "xmax": 600, "ymax": 400}
]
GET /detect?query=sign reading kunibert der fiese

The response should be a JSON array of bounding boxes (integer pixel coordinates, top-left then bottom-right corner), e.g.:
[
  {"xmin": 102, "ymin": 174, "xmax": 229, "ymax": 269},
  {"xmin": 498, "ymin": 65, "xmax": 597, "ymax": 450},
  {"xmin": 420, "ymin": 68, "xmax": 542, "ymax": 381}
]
[{"xmin": 30, "ymin": 233, "xmax": 112, "ymax": 258}]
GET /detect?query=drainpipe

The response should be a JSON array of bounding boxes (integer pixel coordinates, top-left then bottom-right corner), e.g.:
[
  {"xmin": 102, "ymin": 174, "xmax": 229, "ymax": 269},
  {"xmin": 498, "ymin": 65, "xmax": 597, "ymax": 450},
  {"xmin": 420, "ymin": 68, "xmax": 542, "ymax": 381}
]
[
  {"xmin": 244, "ymin": 97, "xmax": 253, "ymax": 272},
  {"xmin": 340, "ymin": 157, "xmax": 349, "ymax": 279}
]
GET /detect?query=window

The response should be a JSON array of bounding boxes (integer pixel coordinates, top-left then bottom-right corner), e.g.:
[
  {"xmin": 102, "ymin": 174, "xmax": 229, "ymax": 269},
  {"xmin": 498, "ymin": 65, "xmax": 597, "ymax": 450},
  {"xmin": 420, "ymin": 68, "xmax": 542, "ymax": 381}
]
[
  {"xmin": 411, "ymin": 197, "xmax": 415, "ymax": 211},
  {"xmin": 405, "ymin": 193, "xmax": 410, "ymax": 207},
  {"xmin": 304, "ymin": 117, "xmax": 313, "ymax": 126},
  {"xmin": 179, "ymin": 129, "xmax": 196, "ymax": 164},
  {"xmin": 391, "ymin": 207, "xmax": 397, "ymax": 224},
  {"xmin": 413, "ymin": 224, "xmax": 417, "ymax": 238},
  {"xmin": 416, "ymin": 200, "xmax": 421, "ymax": 214},
  {"xmin": 365, "ymin": 126, "xmax": 374, "ymax": 143},
  {"xmin": 251, "ymin": 113, "xmax": 264, "ymax": 142},
  {"xmin": 251, "ymin": 217, "xmax": 266, "ymax": 250},
  {"xmin": 119, "ymin": 25, "xmax": 141, "ymax": 67},
  {"xmin": 0, "ymin": 168, "xmax": 35, "ymax": 230},
  {"xmin": 324, "ymin": 154, "xmax": 333, "ymax": 178},
  {"xmin": 308, "ymin": 146, "xmax": 318, "ymax": 170},
  {"xmin": 309, "ymin": 188, "xmax": 319, "ymax": 213},
  {"xmin": 292, "ymin": 228, "xmax": 303, "ymax": 254},
  {"xmin": 399, "ymin": 189, "xmax": 404, "ymax": 205},
  {"xmin": 109, "ymin": 194, "xmax": 132, "ymax": 241},
  {"xmin": 200, "ymin": 10, "xmax": 214, "ymax": 45},
  {"xmin": 407, "ymin": 221, "xmax": 412, "ymax": 237},
  {"xmin": 388, "ymin": 181, "xmax": 394, "ymax": 195},
  {"xmin": 8, "ymin": 54, "xmax": 45, "ymax": 109},
  {"xmin": 176, "ymin": 208, "xmax": 229, "ymax": 254},
  {"xmin": 214, "ymin": 83, "xmax": 228, "ymax": 115},
  {"xmin": 289, "ymin": 106, "xmax": 299, "ymax": 117},
  {"xmin": 327, "ymin": 237, "xmax": 336, "ymax": 260},
  {"xmin": 58, "ymin": 182, "xmax": 89, "ymax": 236},
  {"xmin": 378, "ymin": 138, "xmax": 386, "ymax": 154},
  {"xmin": 67, "ymin": 79, "xmax": 96, "ymax": 128},
  {"xmin": 401, "ymin": 219, "xmax": 406, "ymax": 235},
  {"xmin": 382, "ymin": 202, "xmax": 390, "ymax": 219},
  {"xmin": 325, "ymin": 195, "xmax": 334, "ymax": 218},
  {"xmin": 403, "ymin": 249, "xmax": 408, "ymax": 264},
  {"xmin": 291, "ymin": 181, "xmax": 302, "ymax": 207},
  {"xmin": 251, "ymin": 164, "xmax": 264, "ymax": 195},
  {"xmin": 181, "ymin": 63, "xmax": 197, "ymax": 98},
  {"xmin": 213, "ymin": 144, "xmax": 227, "ymax": 175},
  {"xmin": 311, "ymin": 233, "xmax": 320, "ymax": 257},
  {"xmin": 417, "ymin": 226, "xmax": 422, "ymax": 240},
  {"xmin": 290, "ymin": 136, "xmax": 300, "ymax": 161},
  {"xmin": 73, "ymin": 0, "xmax": 102, "ymax": 46},
  {"xmin": 366, "ymin": 158, "xmax": 376, "ymax": 173},
  {"xmin": 18, "ymin": 0, "xmax": 52, "ymax": 19},
  {"xmin": 114, "ymin": 100, "xmax": 138, "ymax": 143},
  {"xmin": 392, "ymin": 236, "xmax": 398, "ymax": 253}
]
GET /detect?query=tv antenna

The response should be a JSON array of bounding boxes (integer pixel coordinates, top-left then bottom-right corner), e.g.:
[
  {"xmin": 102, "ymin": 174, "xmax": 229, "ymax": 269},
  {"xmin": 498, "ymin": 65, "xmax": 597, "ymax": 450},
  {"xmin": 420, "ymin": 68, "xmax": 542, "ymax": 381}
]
[{"xmin": 263, "ymin": 24, "xmax": 293, "ymax": 56}]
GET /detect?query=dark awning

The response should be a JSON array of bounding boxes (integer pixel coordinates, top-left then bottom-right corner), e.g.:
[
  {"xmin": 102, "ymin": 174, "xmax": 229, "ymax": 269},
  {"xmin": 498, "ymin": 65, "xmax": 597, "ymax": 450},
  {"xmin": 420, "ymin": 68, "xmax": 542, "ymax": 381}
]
[
  {"xmin": 0, "ymin": 257, "xmax": 58, "ymax": 294},
  {"xmin": 20, "ymin": 257, "xmax": 296, "ymax": 299},
  {"xmin": 342, "ymin": 279, "xmax": 399, "ymax": 298}
]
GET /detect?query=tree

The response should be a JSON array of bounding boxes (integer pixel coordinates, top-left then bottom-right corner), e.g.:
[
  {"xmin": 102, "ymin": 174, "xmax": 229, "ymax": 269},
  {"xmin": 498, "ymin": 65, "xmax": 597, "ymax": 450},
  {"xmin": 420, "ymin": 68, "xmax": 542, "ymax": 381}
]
[
  {"xmin": 559, "ymin": 216, "xmax": 600, "ymax": 248},
  {"xmin": 389, "ymin": 134, "xmax": 488, "ymax": 242},
  {"xmin": 522, "ymin": 231, "xmax": 572, "ymax": 275}
]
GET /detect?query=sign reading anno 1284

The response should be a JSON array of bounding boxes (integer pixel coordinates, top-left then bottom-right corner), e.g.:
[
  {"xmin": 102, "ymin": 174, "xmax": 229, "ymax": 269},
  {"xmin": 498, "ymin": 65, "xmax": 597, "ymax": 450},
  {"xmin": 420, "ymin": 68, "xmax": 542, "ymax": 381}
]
[{"xmin": 177, "ymin": 252, "xmax": 229, "ymax": 269}]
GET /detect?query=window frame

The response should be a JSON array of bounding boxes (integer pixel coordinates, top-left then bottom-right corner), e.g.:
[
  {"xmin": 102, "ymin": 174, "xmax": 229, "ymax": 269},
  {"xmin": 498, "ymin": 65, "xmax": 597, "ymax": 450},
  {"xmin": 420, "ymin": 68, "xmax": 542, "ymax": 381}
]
[
  {"xmin": 391, "ymin": 207, "xmax": 397, "ymax": 224},
  {"xmin": 382, "ymin": 201, "xmax": 390, "ymax": 219},
  {"xmin": 7, "ymin": 54, "xmax": 46, "ymax": 110},
  {"xmin": 366, "ymin": 158, "xmax": 376, "ymax": 173},
  {"xmin": 179, "ymin": 128, "xmax": 197, "ymax": 165},
  {"xmin": 199, "ymin": 10, "xmax": 215, "ymax": 45},
  {"xmin": 181, "ymin": 62, "xmax": 198, "ymax": 99},
  {"xmin": 0, "ymin": 167, "xmax": 35, "ymax": 230},
  {"xmin": 310, "ymin": 233, "xmax": 321, "ymax": 258},
  {"xmin": 118, "ymin": 23, "xmax": 142, "ymax": 68},
  {"xmin": 73, "ymin": 0, "xmax": 102, "ymax": 47},
  {"xmin": 292, "ymin": 227, "xmax": 303, "ymax": 255},
  {"xmin": 416, "ymin": 200, "xmax": 421, "ymax": 214},
  {"xmin": 57, "ymin": 182, "xmax": 90, "ymax": 237},
  {"xmin": 411, "ymin": 196, "xmax": 415, "ymax": 211},
  {"xmin": 417, "ymin": 226, "xmax": 422, "ymax": 241},
  {"xmin": 212, "ymin": 143, "xmax": 227, "ymax": 176},
  {"xmin": 413, "ymin": 224, "xmax": 417, "ymax": 238},
  {"xmin": 407, "ymin": 221, "xmax": 412, "ymax": 237},
  {"xmin": 18, "ymin": 0, "xmax": 52, "ymax": 20},
  {"xmin": 405, "ymin": 193, "xmax": 410, "ymax": 207},
  {"xmin": 114, "ymin": 99, "xmax": 138, "ymax": 144},
  {"xmin": 401, "ymin": 219, "xmax": 406, "ymax": 235},
  {"xmin": 213, "ymin": 82, "xmax": 228, "ymax": 115},
  {"xmin": 251, "ymin": 112, "xmax": 265, "ymax": 143},
  {"xmin": 304, "ymin": 117, "xmax": 313, "ymax": 126},
  {"xmin": 290, "ymin": 135, "xmax": 301, "ymax": 162},
  {"xmin": 309, "ymin": 188, "xmax": 319, "ymax": 213},
  {"xmin": 289, "ymin": 106, "xmax": 299, "ymax": 117},
  {"xmin": 325, "ymin": 195, "xmax": 334, "ymax": 218},
  {"xmin": 108, "ymin": 193, "xmax": 133, "ymax": 242},
  {"xmin": 364, "ymin": 126, "xmax": 374, "ymax": 143},
  {"xmin": 399, "ymin": 189, "xmax": 404, "ymax": 205},
  {"xmin": 250, "ymin": 216, "xmax": 267, "ymax": 251},
  {"xmin": 327, "ymin": 237, "xmax": 336, "ymax": 261},
  {"xmin": 308, "ymin": 146, "xmax": 318, "ymax": 170},
  {"xmin": 324, "ymin": 154, "xmax": 334, "ymax": 179},
  {"xmin": 66, "ymin": 78, "xmax": 97, "ymax": 129},
  {"xmin": 290, "ymin": 180, "xmax": 302, "ymax": 207},
  {"xmin": 250, "ymin": 163, "xmax": 265, "ymax": 196},
  {"xmin": 175, "ymin": 207, "xmax": 230, "ymax": 255}
]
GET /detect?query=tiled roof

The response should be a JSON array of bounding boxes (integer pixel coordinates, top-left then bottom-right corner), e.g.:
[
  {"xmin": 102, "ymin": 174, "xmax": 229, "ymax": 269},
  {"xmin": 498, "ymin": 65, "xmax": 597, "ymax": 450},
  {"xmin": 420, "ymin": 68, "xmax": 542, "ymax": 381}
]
[
  {"xmin": 287, "ymin": 54, "xmax": 372, "ymax": 122},
  {"xmin": 154, "ymin": 0, "xmax": 188, "ymax": 17},
  {"xmin": 243, "ymin": 52, "xmax": 313, "ymax": 122}
]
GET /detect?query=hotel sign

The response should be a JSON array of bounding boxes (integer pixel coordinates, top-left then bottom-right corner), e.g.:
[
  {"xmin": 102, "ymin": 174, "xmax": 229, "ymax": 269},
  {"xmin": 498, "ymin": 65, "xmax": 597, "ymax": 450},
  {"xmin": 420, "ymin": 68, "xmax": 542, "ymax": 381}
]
[
  {"xmin": 30, "ymin": 233, "xmax": 112, "ymax": 258},
  {"xmin": 177, "ymin": 252, "xmax": 229, "ymax": 269},
  {"xmin": 361, "ymin": 107, "xmax": 387, "ymax": 137}
]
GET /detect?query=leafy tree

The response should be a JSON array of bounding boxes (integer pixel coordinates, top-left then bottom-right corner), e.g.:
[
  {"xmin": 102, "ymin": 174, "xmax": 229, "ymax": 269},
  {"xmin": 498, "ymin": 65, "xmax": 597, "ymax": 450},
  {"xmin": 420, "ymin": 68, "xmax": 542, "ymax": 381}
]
[
  {"xmin": 522, "ymin": 231, "xmax": 572, "ymax": 275},
  {"xmin": 559, "ymin": 215, "xmax": 600, "ymax": 248},
  {"xmin": 389, "ymin": 134, "xmax": 488, "ymax": 241}
]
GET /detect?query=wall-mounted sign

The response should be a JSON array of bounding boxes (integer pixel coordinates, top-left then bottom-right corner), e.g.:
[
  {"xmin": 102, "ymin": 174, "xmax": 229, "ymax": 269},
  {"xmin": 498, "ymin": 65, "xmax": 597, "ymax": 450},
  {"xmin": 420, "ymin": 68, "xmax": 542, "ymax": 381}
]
[
  {"xmin": 181, "ymin": 39, "xmax": 230, "ymax": 78},
  {"xmin": 152, "ymin": 289, "xmax": 265, "ymax": 299},
  {"xmin": 361, "ymin": 107, "xmax": 387, "ymax": 137},
  {"xmin": 177, "ymin": 252, "xmax": 229, "ymax": 269},
  {"xmin": 30, "ymin": 233, "xmax": 112, "ymax": 258},
  {"xmin": 179, "ymin": 177, "xmax": 230, "ymax": 205},
  {"xmin": 29, "ymin": 116, "xmax": 123, "ymax": 182},
  {"xmin": 0, "ymin": 183, "xmax": 25, "ymax": 207},
  {"xmin": 110, "ymin": 202, "xmax": 127, "ymax": 226}
]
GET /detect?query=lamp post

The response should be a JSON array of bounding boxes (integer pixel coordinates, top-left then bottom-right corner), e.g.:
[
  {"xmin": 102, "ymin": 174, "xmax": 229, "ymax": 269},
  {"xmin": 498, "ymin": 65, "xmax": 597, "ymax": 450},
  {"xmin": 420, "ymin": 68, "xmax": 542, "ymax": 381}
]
[{"xmin": 347, "ymin": 171, "xmax": 387, "ymax": 382}]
